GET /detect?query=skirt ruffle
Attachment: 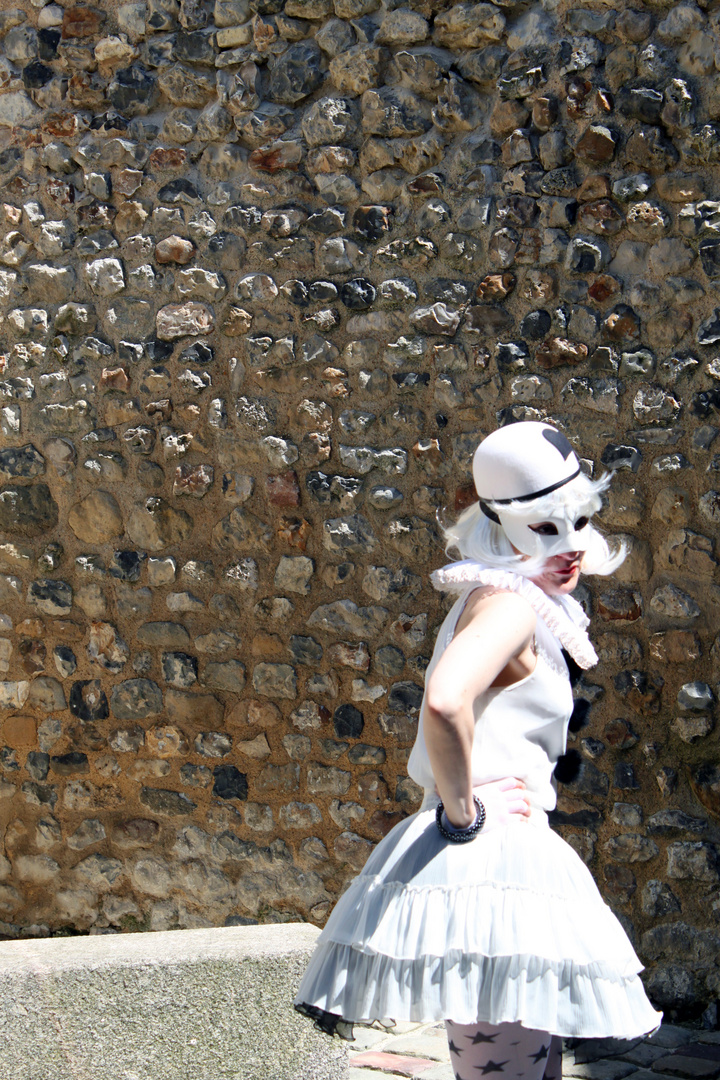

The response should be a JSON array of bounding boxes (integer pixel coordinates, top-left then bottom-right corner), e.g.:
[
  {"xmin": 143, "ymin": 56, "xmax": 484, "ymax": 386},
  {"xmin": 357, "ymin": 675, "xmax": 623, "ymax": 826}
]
[{"xmin": 295, "ymin": 806, "xmax": 662, "ymax": 1040}]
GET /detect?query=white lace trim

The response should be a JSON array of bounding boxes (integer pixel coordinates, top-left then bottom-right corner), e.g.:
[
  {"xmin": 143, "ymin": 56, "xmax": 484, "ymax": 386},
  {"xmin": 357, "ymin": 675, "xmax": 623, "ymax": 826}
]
[{"xmin": 430, "ymin": 561, "xmax": 598, "ymax": 669}]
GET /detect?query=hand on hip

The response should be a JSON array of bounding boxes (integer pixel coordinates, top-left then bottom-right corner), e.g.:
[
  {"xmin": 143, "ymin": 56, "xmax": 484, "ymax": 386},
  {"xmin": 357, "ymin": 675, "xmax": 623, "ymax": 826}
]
[{"xmin": 472, "ymin": 777, "xmax": 531, "ymax": 830}]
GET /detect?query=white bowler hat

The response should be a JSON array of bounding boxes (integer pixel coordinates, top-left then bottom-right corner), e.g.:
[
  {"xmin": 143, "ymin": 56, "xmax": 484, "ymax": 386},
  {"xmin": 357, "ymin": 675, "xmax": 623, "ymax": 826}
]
[{"xmin": 472, "ymin": 422, "xmax": 581, "ymax": 506}]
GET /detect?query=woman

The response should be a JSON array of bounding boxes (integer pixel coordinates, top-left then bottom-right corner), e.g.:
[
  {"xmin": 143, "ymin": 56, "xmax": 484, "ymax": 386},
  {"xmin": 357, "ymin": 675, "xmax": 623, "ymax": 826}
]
[{"xmin": 295, "ymin": 421, "xmax": 662, "ymax": 1075}]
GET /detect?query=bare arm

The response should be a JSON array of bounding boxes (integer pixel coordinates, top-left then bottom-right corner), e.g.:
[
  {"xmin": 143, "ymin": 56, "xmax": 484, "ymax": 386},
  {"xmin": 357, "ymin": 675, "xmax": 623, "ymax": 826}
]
[{"xmin": 423, "ymin": 590, "xmax": 536, "ymax": 828}]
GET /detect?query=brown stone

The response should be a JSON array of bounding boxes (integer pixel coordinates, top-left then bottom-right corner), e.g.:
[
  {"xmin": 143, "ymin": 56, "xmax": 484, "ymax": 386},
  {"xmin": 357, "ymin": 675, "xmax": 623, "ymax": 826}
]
[
  {"xmin": 68, "ymin": 491, "xmax": 124, "ymax": 545},
  {"xmin": 624, "ymin": 127, "xmax": 678, "ymax": 174},
  {"xmin": 604, "ymin": 306, "xmax": 641, "ymax": 343},
  {"xmin": 520, "ymin": 269, "xmax": 556, "ymax": 302},
  {"xmin": 149, "ymin": 148, "xmax": 188, "ymax": 171},
  {"xmin": 577, "ymin": 174, "xmax": 612, "ymax": 203},
  {"xmin": 531, "ymin": 96, "xmax": 557, "ymax": 132},
  {"xmin": 597, "ymin": 589, "xmax": 643, "ymax": 622},
  {"xmin": 44, "ymin": 179, "xmax": 75, "ymax": 207},
  {"xmin": 408, "ymin": 435, "xmax": 441, "ymax": 464},
  {"xmin": 689, "ymin": 766, "xmax": 720, "ymax": 820},
  {"xmin": 327, "ymin": 642, "xmax": 370, "ymax": 671},
  {"xmin": 490, "ymin": 100, "xmax": 529, "ymax": 138},
  {"xmin": 253, "ymin": 14, "xmax": 278, "ymax": 50},
  {"xmin": 535, "ymin": 337, "xmax": 588, "ymax": 369},
  {"xmin": 588, "ymin": 275, "xmax": 621, "ymax": 304},
  {"xmin": 99, "ymin": 367, "xmax": 130, "ymax": 392},
  {"xmin": 476, "ymin": 273, "xmax": 516, "ymax": 302},
  {"xmin": 20, "ymin": 639, "xmax": 46, "ymax": 674},
  {"xmin": 228, "ymin": 699, "xmax": 282, "ymax": 728},
  {"xmin": 265, "ymin": 471, "xmax": 301, "ymax": 507},
  {"xmin": 516, "ymin": 229, "xmax": 541, "ymax": 263},
  {"xmin": 251, "ymin": 632, "xmax": 284, "ymax": 658},
  {"xmin": 62, "ymin": 6, "xmax": 104, "ymax": 38},
  {"xmin": 603, "ymin": 718, "xmax": 638, "ymax": 750},
  {"xmin": 43, "ymin": 112, "xmax": 86, "ymax": 138},
  {"xmin": 16, "ymin": 620, "xmax": 44, "ymax": 638},
  {"xmin": 220, "ymin": 306, "xmax": 253, "ymax": 336},
  {"xmin": 577, "ymin": 200, "xmax": 624, "ymax": 235},
  {"xmin": 575, "ymin": 124, "xmax": 617, "ymax": 163},
  {"xmin": 114, "ymin": 170, "xmax": 144, "ymax": 197},
  {"xmin": 454, "ymin": 483, "xmax": 476, "ymax": 513},
  {"xmin": 649, "ymin": 631, "xmax": 702, "ymax": 665},
  {"xmin": 173, "ymin": 464, "xmax": 214, "ymax": 499},
  {"xmin": 155, "ymin": 236, "xmax": 196, "ymax": 265},
  {"xmin": 127, "ymin": 499, "xmax": 193, "ymax": 551},
  {"xmin": 249, "ymin": 142, "xmax": 303, "ymax": 172},
  {"xmin": 146, "ymin": 399, "xmax": 172, "ymax": 420},
  {"xmin": 277, "ymin": 516, "xmax": 312, "ymax": 549},
  {"xmin": 2, "ymin": 715, "xmax": 36, "ymax": 747}
]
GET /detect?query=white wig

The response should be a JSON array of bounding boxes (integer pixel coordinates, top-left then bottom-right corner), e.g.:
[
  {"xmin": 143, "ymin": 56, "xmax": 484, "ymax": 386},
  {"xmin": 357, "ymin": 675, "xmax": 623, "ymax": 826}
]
[{"xmin": 443, "ymin": 471, "xmax": 626, "ymax": 579}]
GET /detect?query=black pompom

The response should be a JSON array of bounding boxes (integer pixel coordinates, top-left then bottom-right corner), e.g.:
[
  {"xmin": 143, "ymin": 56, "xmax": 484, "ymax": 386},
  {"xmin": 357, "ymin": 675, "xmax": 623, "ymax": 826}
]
[
  {"xmin": 554, "ymin": 748, "xmax": 583, "ymax": 784},
  {"xmin": 561, "ymin": 648, "xmax": 583, "ymax": 688},
  {"xmin": 568, "ymin": 698, "xmax": 591, "ymax": 733}
]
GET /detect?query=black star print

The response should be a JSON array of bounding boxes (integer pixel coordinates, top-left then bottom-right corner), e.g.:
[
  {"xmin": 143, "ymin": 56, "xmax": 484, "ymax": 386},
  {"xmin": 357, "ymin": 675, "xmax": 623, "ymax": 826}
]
[
  {"xmin": 530, "ymin": 1045, "xmax": 549, "ymax": 1063},
  {"xmin": 476, "ymin": 1060, "xmax": 509, "ymax": 1074},
  {"xmin": 456, "ymin": 1072, "xmax": 469, "ymax": 1080},
  {"xmin": 448, "ymin": 1040, "xmax": 464, "ymax": 1056},
  {"xmin": 470, "ymin": 1031, "xmax": 498, "ymax": 1044}
]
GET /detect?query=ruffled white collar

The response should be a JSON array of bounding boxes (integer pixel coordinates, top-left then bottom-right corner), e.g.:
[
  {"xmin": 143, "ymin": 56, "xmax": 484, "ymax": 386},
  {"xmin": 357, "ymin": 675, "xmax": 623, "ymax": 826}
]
[{"xmin": 430, "ymin": 560, "xmax": 598, "ymax": 670}]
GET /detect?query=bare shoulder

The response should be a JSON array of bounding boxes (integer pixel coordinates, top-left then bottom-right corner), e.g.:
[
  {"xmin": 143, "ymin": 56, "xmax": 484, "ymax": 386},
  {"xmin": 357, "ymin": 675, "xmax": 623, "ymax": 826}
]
[{"xmin": 455, "ymin": 586, "xmax": 537, "ymax": 639}]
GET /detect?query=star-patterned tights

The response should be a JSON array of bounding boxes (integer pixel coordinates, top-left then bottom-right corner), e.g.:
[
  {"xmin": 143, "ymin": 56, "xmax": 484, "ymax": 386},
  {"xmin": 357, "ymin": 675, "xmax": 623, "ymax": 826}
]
[{"xmin": 445, "ymin": 1020, "xmax": 562, "ymax": 1080}]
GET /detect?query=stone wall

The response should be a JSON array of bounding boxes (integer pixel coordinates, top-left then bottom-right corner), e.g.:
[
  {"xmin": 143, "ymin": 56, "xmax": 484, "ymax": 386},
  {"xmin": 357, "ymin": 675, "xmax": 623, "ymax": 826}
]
[{"xmin": 0, "ymin": 0, "xmax": 719, "ymax": 1022}]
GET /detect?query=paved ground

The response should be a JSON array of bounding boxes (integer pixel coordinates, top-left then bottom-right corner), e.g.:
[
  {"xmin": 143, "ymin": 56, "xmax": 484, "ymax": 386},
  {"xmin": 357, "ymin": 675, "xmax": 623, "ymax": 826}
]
[{"xmin": 346, "ymin": 1021, "xmax": 720, "ymax": 1080}]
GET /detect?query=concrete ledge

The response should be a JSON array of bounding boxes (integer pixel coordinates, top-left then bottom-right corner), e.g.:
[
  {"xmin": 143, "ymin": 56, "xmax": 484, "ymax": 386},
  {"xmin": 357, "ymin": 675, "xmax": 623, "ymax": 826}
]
[{"xmin": 0, "ymin": 923, "xmax": 347, "ymax": 1080}]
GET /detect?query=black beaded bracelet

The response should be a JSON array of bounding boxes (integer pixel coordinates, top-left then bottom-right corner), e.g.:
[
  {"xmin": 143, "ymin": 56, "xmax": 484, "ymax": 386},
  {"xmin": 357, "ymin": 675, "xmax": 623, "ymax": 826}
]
[{"xmin": 435, "ymin": 795, "xmax": 486, "ymax": 843}]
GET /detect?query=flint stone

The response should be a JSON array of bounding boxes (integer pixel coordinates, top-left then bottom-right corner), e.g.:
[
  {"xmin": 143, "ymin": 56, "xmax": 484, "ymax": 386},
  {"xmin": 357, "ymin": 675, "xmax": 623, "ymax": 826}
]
[
  {"xmin": 269, "ymin": 42, "xmax": 324, "ymax": 104},
  {"xmin": 156, "ymin": 303, "xmax": 213, "ymax": 341},
  {"xmin": 69, "ymin": 680, "xmax": 109, "ymax": 721},
  {"xmin": 307, "ymin": 600, "xmax": 388, "ymax": 638},
  {"xmin": 127, "ymin": 499, "xmax": 193, "ymax": 551},
  {"xmin": 700, "ymin": 238, "xmax": 720, "ymax": 279},
  {"xmin": 667, "ymin": 842, "xmax": 719, "ymax": 882},
  {"xmin": 28, "ymin": 579, "xmax": 72, "ymax": 616},
  {"xmin": 0, "ymin": 446, "xmax": 45, "ymax": 480},
  {"xmin": 162, "ymin": 653, "xmax": 198, "ymax": 689},
  {"xmin": 27, "ymin": 677, "xmax": 67, "ymax": 712},
  {"xmin": 68, "ymin": 491, "xmax": 124, "ymax": 544},
  {"xmin": 329, "ymin": 45, "xmax": 384, "ymax": 96},
  {"xmin": 604, "ymin": 834, "xmax": 660, "ymax": 863},
  {"xmin": 650, "ymin": 584, "xmax": 700, "ymax": 619},
  {"xmin": 434, "ymin": 3, "xmax": 505, "ymax": 48},
  {"xmin": 0, "ymin": 484, "xmax": 58, "ymax": 538},
  {"xmin": 140, "ymin": 788, "xmax": 196, "ymax": 815},
  {"xmin": 362, "ymin": 87, "xmax": 430, "ymax": 137},
  {"xmin": 302, "ymin": 96, "xmax": 357, "ymax": 146},
  {"xmin": 252, "ymin": 663, "xmax": 297, "ymax": 699},
  {"xmin": 111, "ymin": 679, "xmax": 163, "ymax": 720},
  {"xmin": 203, "ymin": 661, "xmax": 246, "ymax": 692}
]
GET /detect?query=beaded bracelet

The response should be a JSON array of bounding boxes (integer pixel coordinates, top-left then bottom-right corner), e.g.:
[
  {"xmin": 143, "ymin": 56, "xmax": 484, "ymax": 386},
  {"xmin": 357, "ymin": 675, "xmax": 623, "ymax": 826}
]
[{"xmin": 435, "ymin": 795, "xmax": 486, "ymax": 843}]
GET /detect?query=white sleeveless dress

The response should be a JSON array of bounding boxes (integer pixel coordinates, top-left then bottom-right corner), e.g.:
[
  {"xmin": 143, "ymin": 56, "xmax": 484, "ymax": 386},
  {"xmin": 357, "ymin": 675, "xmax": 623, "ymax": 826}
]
[{"xmin": 295, "ymin": 563, "xmax": 662, "ymax": 1040}]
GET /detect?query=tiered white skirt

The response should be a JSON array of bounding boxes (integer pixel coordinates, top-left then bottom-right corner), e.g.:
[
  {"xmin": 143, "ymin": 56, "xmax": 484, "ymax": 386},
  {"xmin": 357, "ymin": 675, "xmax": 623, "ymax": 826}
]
[{"xmin": 295, "ymin": 804, "xmax": 662, "ymax": 1039}]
